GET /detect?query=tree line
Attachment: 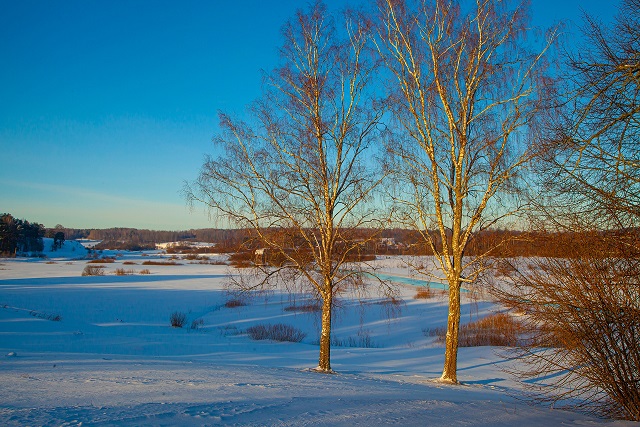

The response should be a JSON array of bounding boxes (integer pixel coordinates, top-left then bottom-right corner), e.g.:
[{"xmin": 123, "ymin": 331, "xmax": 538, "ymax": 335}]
[{"xmin": 0, "ymin": 213, "xmax": 45, "ymax": 255}]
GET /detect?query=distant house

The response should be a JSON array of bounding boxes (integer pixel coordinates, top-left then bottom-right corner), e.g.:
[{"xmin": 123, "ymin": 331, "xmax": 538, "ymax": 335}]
[{"xmin": 255, "ymin": 248, "xmax": 268, "ymax": 265}]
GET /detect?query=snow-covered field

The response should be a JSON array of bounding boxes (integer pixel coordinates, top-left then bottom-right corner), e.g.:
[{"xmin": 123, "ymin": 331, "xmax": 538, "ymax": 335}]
[{"xmin": 0, "ymin": 240, "xmax": 632, "ymax": 426}]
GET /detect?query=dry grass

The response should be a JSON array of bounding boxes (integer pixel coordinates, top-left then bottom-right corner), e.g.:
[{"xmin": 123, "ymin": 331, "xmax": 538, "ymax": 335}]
[
  {"xmin": 141, "ymin": 260, "xmax": 181, "ymax": 266},
  {"xmin": 122, "ymin": 261, "xmax": 137, "ymax": 265},
  {"xmin": 184, "ymin": 254, "xmax": 209, "ymax": 261},
  {"xmin": 139, "ymin": 269, "xmax": 151, "ymax": 275},
  {"xmin": 246, "ymin": 324, "xmax": 306, "ymax": 342},
  {"xmin": 114, "ymin": 268, "xmax": 135, "ymax": 276},
  {"xmin": 316, "ymin": 330, "xmax": 379, "ymax": 348},
  {"xmin": 87, "ymin": 258, "xmax": 115, "ymax": 264},
  {"xmin": 413, "ymin": 287, "xmax": 433, "ymax": 299},
  {"xmin": 224, "ymin": 299, "xmax": 247, "ymax": 308},
  {"xmin": 190, "ymin": 318, "xmax": 205, "ymax": 330},
  {"xmin": 82, "ymin": 265, "xmax": 105, "ymax": 276},
  {"xmin": 424, "ymin": 313, "xmax": 523, "ymax": 347}
]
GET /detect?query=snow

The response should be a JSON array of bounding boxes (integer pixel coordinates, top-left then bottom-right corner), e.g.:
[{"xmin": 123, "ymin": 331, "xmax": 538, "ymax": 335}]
[
  {"xmin": 0, "ymin": 249, "xmax": 632, "ymax": 426},
  {"xmin": 41, "ymin": 237, "xmax": 89, "ymax": 259}
]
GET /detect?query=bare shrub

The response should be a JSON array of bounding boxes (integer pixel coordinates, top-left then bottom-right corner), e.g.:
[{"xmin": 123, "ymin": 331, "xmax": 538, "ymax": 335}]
[
  {"xmin": 184, "ymin": 254, "xmax": 209, "ymax": 261},
  {"xmin": 122, "ymin": 261, "xmax": 137, "ymax": 265},
  {"xmin": 114, "ymin": 268, "xmax": 135, "ymax": 276},
  {"xmin": 87, "ymin": 258, "xmax": 115, "ymax": 264},
  {"xmin": 170, "ymin": 311, "xmax": 187, "ymax": 328},
  {"xmin": 142, "ymin": 260, "xmax": 180, "ymax": 266},
  {"xmin": 190, "ymin": 318, "xmax": 205, "ymax": 330},
  {"xmin": 495, "ymin": 247, "xmax": 640, "ymax": 420},
  {"xmin": 82, "ymin": 265, "xmax": 105, "ymax": 276},
  {"xmin": 139, "ymin": 269, "xmax": 151, "ymax": 275},
  {"xmin": 246, "ymin": 324, "xmax": 306, "ymax": 343},
  {"xmin": 224, "ymin": 299, "xmax": 247, "ymax": 308}
]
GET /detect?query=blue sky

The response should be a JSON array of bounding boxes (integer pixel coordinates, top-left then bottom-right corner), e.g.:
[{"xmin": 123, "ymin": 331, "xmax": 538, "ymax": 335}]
[{"xmin": 0, "ymin": 1, "xmax": 618, "ymax": 230}]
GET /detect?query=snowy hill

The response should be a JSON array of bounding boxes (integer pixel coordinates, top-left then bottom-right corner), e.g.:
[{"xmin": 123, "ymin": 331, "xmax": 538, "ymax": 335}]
[{"xmin": 41, "ymin": 237, "xmax": 88, "ymax": 259}]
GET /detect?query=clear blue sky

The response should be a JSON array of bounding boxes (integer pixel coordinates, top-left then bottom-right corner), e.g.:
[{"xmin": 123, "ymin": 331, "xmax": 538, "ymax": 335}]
[{"xmin": 0, "ymin": 0, "xmax": 618, "ymax": 231}]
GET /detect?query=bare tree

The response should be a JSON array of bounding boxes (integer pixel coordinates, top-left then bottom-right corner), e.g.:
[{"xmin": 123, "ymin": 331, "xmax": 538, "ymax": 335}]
[
  {"xmin": 536, "ymin": 0, "xmax": 640, "ymax": 231},
  {"xmin": 373, "ymin": 0, "xmax": 555, "ymax": 383},
  {"xmin": 185, "ymin": 2, "xmax": 392, "ymax": 373},
  {"xmin": 494, "ymin": 0, "xmax": 640, "ymax": 420}
]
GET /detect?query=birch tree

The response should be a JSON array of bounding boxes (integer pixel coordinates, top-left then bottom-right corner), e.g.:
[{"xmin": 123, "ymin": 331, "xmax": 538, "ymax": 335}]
[
  {"xmin": 374, "ymin": 0, "xmax": 555, "ymax": 383},
  {"xmin": 186, "ymin": 2, "xmax": 391, "ymax": 373}
]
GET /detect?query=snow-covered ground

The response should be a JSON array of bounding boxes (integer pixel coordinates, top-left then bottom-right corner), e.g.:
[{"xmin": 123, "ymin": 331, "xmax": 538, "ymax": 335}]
[{"xmin": 0, "ymin": 244, "xmax": 632, "ymax": 426}]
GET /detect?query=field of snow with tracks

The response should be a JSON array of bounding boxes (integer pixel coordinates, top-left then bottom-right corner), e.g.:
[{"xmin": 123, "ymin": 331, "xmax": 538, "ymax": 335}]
[{"xmin": 0, "ymin": 239, "xmax": 632, "ymax": 426}]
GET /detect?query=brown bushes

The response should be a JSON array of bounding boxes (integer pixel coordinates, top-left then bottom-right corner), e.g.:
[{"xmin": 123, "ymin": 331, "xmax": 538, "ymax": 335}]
[
  {"xmin": 82, "ymin": 265, "xmax": 105, "ymax": 276},
  {"xmin": 413, "ymin": 287, "xmax": 433, "ymax": 299},
  {"xmin": 495, "ymin": 247, "xmax": 640, "ymax": 420},
  {"xmin": 425, "ymin": 313, "xmax": 523, "ymax": 347},
  {"xmin": 87, "ymin": 258, "xmax": 115, "ymax": 264},
  {"xmin": 141, "ymin": 260, "xmax": 180, "ymax": 266}
]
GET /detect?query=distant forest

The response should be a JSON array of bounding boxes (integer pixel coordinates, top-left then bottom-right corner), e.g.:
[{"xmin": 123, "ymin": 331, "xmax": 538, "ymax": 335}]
[
  {"xmin": 49, "ymin": 224, "xmax": 636, "ymax": 259},
  {"xmin": 58, "ymin": 227, "xmax": 243, "ymax": 251}
]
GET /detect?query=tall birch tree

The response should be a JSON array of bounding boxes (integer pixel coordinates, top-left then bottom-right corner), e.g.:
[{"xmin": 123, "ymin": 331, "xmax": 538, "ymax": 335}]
[
  {"xmin": 374, "ymin": 0, "xmax": 555, "ymax": 383},
  {"xmin": 186, "ymin": 2, "xmax": 390, "ymax": 373}
]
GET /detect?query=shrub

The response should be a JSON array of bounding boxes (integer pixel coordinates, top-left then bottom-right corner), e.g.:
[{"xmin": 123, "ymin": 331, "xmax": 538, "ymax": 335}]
[
  {"xmin": 246, "ymin": 324, "xmax": 306, "ymax": 342},
  {"xmin": 87, "ymin": 258, "xmax": 115, "ymax": 264},
  {"xmin": 139, "ymin": 269, "xmax": 151, "ymax": 275},
  {"xmin": 170, "ymin": 311, "xmax": 187, "ymax": 328},
  {"xmin": 228, "ymin": 251, "xmax": 254, "ymax": 268},
  {"xmin": 224, "ymin": 299, "xmax": 247, "ymax": 308},
  {"xmin": 424, "ymin": 313, "xmax": 522, "ymax": 347},
  {"xmin": 122, "ymin": 261, "xmax": 137, "ymax": 265},
  {"xmin": 184, "ymin": 254, "xmax": 209, "ymax": 261},
  {"xmin": 413, "ymin": 287, "xmax": 433, "ymax": 299},
  {"xmin": 190, "ymin": 318, "xmax": 205, "ymax": 330},
  {"xmin": 114, "ymin": 268, "xmax": 135, "ymax": 276},
  {"xmin": 82, "ymin": 265, "xmax": 105, "ymax": 276},
  {"xmin": 142, "ymin": 260, "xmax": 180, "ymax": 266}
]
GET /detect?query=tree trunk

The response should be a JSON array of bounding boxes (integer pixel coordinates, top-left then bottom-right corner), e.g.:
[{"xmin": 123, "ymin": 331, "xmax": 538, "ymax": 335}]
[
  {"xmin": 441, "ymin": 278, "xmax": 461, "ymax": 383},
  {"xmin": 317, "ymin": 289, "xmax": 333, "ymax": 372}
]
